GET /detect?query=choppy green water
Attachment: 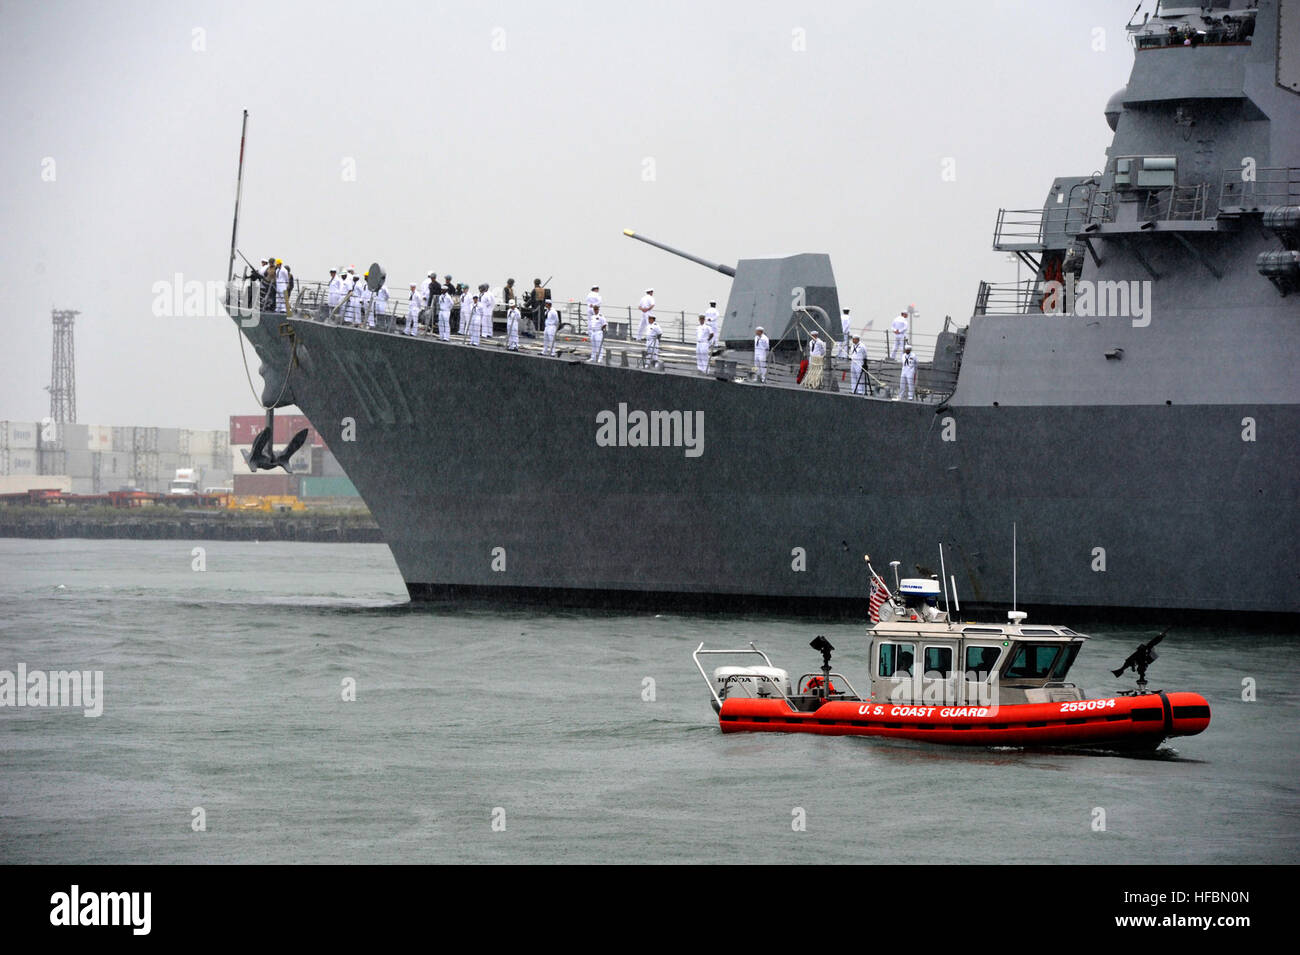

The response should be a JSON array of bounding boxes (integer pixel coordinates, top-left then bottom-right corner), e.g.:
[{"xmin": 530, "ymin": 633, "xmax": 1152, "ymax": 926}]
[{"xmin": 1, "ymin": 538, "xmax": 1296, "ymax": 864}]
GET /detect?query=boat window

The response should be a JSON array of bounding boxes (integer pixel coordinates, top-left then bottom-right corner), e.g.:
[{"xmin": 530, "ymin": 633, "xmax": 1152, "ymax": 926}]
[
  {"xmin": 878, "ymin": 642, "xmax": 915, "ymax": 678},
  {"xmin": 963, "ymin": 627, "xmax": 1003, "ymax": 634},
  {"xmin": 964, "ymin": 645, "xmax": 1001, "ymax": 681},
  {"xmin": 1004, "ymin": 643, "xmax": 1064, "ymax": 680},
  {"xmin": 923, "ymin": 646, "xmax": 953, "ymax": 678},
  {"xmin": 1049, "ymin": 641, "xmax": 1083, "ymax": 680},
  {"xmin": 1019, "ymin": 628, "xmax": 1060, "ymax": 636}
]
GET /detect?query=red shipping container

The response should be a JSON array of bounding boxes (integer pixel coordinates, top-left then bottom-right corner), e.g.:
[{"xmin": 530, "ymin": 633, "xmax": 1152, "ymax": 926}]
[
  {"xmin": 233, "ymin": 473, "xmax": 300, "ymax": 496},
  {"xmin": 229, "ymin": 414, "xmax": 325, "ymax": 448}
]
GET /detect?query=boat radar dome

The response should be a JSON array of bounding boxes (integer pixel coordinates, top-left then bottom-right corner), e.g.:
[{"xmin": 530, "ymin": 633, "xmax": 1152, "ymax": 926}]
[
  {"xmin": 899, "ymin": 578, "xmax": 942, "ymax": 597},
  {"xmin": 1008, "ymin": 610, "xmax": 1028, "ymax": 625}
]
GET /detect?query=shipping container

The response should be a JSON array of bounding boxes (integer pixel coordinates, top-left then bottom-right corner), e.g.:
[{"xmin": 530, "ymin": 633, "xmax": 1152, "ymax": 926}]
[
  {"xmin": 87, "ymin": 424, "xmax": 113, "ymax": 452},
  {"xmin": 229, "ymin": 414, "xmax": 323, "ymax": 448},
  {"xmin": 60, "ymin": 423, "xmax": 90, "ymax": 451},
  {"xmin": 38, "ymin": 449, "xmax": 68, "ymax": 475},
  {"xmin": 0, "ymin": 474, "xmax": 71, "ymax": 494},
  {"xmin": 233, "ymin": 473, "xmax": 300, "ymax": 496},
  {"xmin": 299, "ymin": 476, "xmax": 358, "ymax": 498},
  {"xmin": 156, "ymin": 428, "xmax": 181, "ymax": 454},
  {"xmin": 3, "ymin": 452, "xmax": 39, "ymax": 475},
  {"xmin": 66, "ymin": 450, "xmax": 95, "ymax": 479},
  {"xmin": 2, "ymin": 421, "xmax": 39, "ymax": 449}
]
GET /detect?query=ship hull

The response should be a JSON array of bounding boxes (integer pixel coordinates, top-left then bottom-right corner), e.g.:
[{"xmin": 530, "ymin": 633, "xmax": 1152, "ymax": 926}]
[{"xmin": 228, "ymin": 309, "xmax": 1300, "ymax": 616}]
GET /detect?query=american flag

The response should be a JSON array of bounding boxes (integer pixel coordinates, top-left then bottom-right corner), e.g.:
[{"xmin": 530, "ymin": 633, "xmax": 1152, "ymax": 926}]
[{"xmin": 868, "ymin": 575, "xmax": 890, "ymax": 622}]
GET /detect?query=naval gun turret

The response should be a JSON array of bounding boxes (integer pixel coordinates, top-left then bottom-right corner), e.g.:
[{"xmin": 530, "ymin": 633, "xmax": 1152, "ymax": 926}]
[{"xmin": 623, "ymin": 229, "xmax": 842, "ymax": 347}]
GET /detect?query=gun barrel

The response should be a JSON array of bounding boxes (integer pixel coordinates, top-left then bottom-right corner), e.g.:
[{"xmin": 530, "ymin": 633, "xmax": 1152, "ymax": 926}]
[{"xmin": 623, "ymin": 229, "xmax": 737, "ymax": 277}]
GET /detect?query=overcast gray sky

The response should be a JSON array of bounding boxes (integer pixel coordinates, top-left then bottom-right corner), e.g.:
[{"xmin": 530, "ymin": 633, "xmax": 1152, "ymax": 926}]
[{"xmin": 2, "ymin": 0, "xmax": 1136, "ymax": 430}]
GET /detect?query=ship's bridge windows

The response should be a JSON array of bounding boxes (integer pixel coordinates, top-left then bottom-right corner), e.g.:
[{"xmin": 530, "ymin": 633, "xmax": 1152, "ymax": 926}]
[
  {"xmin": 1019, "ymin": 628, "xmax": 1061, "ymax": 636},
  {"xmin": 1049, "ymin": 641, "xmax": 1084, "ymax": 681},
  {"xmin": 878, "ymin": 642, "xmax": 915, "ymax": 678},
  {"xmin": 965, "ymin": 645, "xmax": 1002, "ymax": 682},
  {"xmin": 1003, "ymin": 643, "xmax": 1065, "ymax": 680}
]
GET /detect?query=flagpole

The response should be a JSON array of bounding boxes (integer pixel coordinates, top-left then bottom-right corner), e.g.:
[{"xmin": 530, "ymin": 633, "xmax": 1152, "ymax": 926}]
[{"xmin": 227, "ymin": 110, "xmax": 249, "ymax": 284}]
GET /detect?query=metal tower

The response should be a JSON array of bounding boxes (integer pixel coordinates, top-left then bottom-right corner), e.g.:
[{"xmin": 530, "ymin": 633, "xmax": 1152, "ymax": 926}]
[{"xmin": 49, "ymin": 308, "xmax": 78, "ymax": 423}]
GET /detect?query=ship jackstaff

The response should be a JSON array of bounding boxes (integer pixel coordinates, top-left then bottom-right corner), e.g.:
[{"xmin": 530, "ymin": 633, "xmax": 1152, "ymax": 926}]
[{"xmin": 595, "ymin": 403, "xmax": 704, "ymax": 458}]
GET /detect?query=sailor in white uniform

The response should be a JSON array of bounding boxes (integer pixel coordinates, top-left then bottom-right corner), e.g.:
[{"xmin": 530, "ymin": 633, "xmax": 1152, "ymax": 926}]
[
  {"xmin": 585, "ymin": 286, "xmax": 601, "ymax": 321},
  {"xmin": 344, "ymin": 276, "xmax": 362, "ymax": 325},
  {"xmin": 506, "ymin": 302, "xmax": 521, "ymax": 350},
  {"xmin": 637, "ymin": 288, "xmax": 654, "ymax": 341},
  {"xmin": 588, "ymin": 304, "xmax": 607, "ymax": 362},
  {"xmin": 458, "ymin": 287, "xmax": 471, "ymax": 335},
  {"xmin": 274, "ymin": 258, "xmax": 289, "ymax": 313},
  {"xmin": 437, "ymin": 286, "xmax": 452, "ymax": 340},
  {"xmin": 469, "ymin": 295, "xmax": 482, "ymax": 345},
  {"xmin": 327, "ymin": 268, "xmax": 345, "ymax": 312},
  {"xmin": 405, "ymin": 283, "xmax": 423, "ymax": 336},
  {"xmin": 898, "ymin": 344, "xmax": 917, "ymax": 399},
  {"xmin": 372, "ymin": 280, "xmax": 390, "ymax": 330},
  {"xmin": 543, "ymin": 299, "xmax": 559, "ymax": 355},
  {"xmin": 890, "ymin": 310, "xmax": 909, "ymax": 361},
  {"xmin": 644, "ymin": 315, "xmax": 662, "ymax": 367},
  {"xmin": 839, "ymin": 307, "xmax": 852, "ymax": 358},
  {"xmin": 479, "ymin": 284, "xmax": 495, "ymax": 338},
  {"xmin": 704, "ymin": 300, "xmax": 719, "ymax": 345},
  {"xmin": 753, "ymin": 325, "xmax": 770, "ymax": 382},
  {"xmin": 803, "ymin": 329, "xmax": 827, "ymax": 389},
  {"xmin": 359, "ymin": 280, "xmax": 374, "ymax": 328},
  {"xmin": 849, "ymin": 334, "xmax": 869, "ymax": 395},
  {"xmin": 695, "ymin": 314, "xmax": 713, "ymax": 373}
]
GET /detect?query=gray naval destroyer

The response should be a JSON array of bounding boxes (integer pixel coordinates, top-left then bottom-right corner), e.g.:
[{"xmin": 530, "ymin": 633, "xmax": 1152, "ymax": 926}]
[{"xmin": 226, "ymin": 1, "xmax": 1299, "ymax": 617}]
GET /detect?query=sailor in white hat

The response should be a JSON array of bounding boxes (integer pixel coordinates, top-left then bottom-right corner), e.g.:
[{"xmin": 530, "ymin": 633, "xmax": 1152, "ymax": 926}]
[
  {"xmin": 637, "ymin": 287, "xmax": 655, "ymax": 341},
  {"xmin": 543, "ymin": 298, "xmax": 559, "ymax": 355},
  {"xmin": 890, "ymin": 310, "xmax": 909, "ymax": 361},
  {"xmin": 753, "ymin": 325, "xmax": 770, "ymax": 382},
  {"xmin": 327, "ymin": 268, "xmax": 345, "ymax": 315},
  {"xmin": 849, "ymin": 334, "xmax": 869, "ymax": 395},
  {"xmin": 838, "ymin": 307, "xmax": 852, "ymax": 358},
  {"xmin": 704, "ymin": 300, "xmax": 720, "ymax": 345},
  {"xmin": 898, "ymin": 343, "xmax": 917, "ymax": 399},
  {"xmin": 458, "ymin": 285, "xmax": 471, "ymax": 336},
  {"xmin": 644, "ymin": 314, "xmax": 662, "ymax": 367},
  {"xmin": 803, "ymin": 329, "xmax": 826, "ymax": 389},
  {"xmin": 587, "ymin": 304, "xmax": 608, "ymax": 362},
  {"xmin": 437, "ymin": 281, "xmax": 453, "ymax": 340},
  {"xmin": 479, "ymin": 283, "xmax": 496, "ymax": 338},
  {"xmin": 585, "ymin": 285, "xmax": 602, "ymax": 322},
  {"xmin": 695, "ymin": 314, "xmax": 713, "ymax": 373},
  {"xmin": 506, "ymin": 299, "xmax": 521, "ymax": 350},
  {"xmin": 405, "ymin": 282, "xmax": 423, "ymax": 336}
]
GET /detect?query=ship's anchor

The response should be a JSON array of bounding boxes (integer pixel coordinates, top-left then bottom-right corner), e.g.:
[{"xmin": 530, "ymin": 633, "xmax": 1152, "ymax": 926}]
[{"xmin": 248, "ymin": 407, "xmax": 308, "ymax": 472}]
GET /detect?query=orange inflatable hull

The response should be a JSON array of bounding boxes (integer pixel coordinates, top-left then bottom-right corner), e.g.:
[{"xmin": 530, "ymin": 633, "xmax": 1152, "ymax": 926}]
[{"xmin": 718, "ymin": 691, "xmax": 1211, "ymax": 750}]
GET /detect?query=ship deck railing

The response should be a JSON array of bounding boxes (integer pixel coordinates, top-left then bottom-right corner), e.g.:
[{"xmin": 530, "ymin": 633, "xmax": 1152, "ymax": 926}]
[
  {"xmin": 1218, "ymin": 166, "xmax": 1300, "ymax": 212},
  {"xmin": 235, "ymin": 278, "xmax": 959, "ymax": 403},
  {"xmin": 973, "ymin": 279, "xmax": 1044, "ymax": 316}
]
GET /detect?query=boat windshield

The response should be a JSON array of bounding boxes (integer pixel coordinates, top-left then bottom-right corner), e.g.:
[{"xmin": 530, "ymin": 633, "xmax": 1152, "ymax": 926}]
[{"xmin": 1004, "ymin": 643, "xmax": 1065, "ymax": 680}]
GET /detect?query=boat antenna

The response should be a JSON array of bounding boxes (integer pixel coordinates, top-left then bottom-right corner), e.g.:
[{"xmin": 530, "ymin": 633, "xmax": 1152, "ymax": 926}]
[
  {"xmin": 1012, "ymin": 522, "xmax": 1017, "ymax": 613},
  {"xmin": 227, "ymin": 110, "xmax": 249, "ymax": 284},
  {"xmin": 939, "ymin": 543, "xmax": 950, "ymax": 618},
  {"xmin": 890, "ymin": 560, "xmax": 901, "ymax": 593},
  {"xmin": 950, "ymin": 574, "xmax": 961, "ymax": 615}
]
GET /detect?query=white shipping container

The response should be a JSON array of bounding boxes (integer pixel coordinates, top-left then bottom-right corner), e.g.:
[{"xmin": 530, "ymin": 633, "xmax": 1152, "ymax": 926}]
[
  {"xmin": 59, "ymin": 423, "xmax": 89, "ymax": 451},
  {"xmin": 2, "ymin": 421, "xmax": 40, "ymax": 449},
  {"xmin": 87, "ymin": 424, "xmax": 113, "ymax": 451},
  {"xmin": 157, "ymin": 429, "xmax": 181, "ymax": 454},
  {"xmin": 67, "ymin": 450, "xmax": 95, "ymax": 478},
  {"xmin": 0, "ymin": 474, "xmax": 71, "ymax": 493},
  {"xmin": 5, "ymin": 451, "xmax": 39, "ymax": 475}
]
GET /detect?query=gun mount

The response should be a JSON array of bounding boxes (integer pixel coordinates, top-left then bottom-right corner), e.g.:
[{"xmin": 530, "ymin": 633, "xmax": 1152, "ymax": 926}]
[{"xmin": 623, "ymin": 229, "xmax": 842, "ymax": 346}]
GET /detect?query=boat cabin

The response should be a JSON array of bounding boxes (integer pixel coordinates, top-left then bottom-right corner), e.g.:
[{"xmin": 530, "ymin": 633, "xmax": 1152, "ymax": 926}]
[{"xmin": 869, "ymin": 615, "xmax": 1088, "ymax": 706}]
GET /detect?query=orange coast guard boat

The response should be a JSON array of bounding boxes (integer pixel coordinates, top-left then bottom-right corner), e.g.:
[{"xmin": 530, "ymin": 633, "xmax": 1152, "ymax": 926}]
[{"xmin": 694, "ymin": 559, "xmax": 1211, "ymax": 753}]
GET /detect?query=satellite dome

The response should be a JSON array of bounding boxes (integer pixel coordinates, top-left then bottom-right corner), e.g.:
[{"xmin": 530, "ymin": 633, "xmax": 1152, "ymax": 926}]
[{"xmin": 1104, "ymin": 86, "xmax": 1127, "ymax": 132}]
